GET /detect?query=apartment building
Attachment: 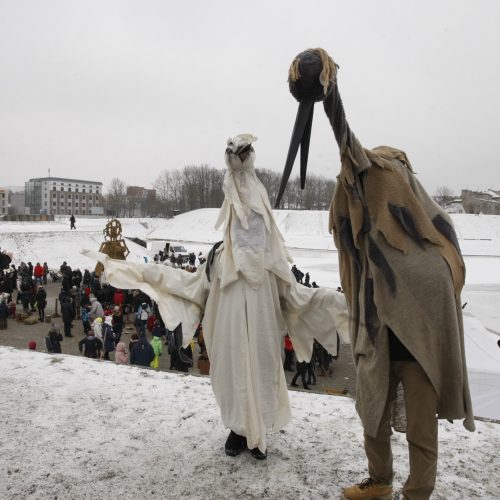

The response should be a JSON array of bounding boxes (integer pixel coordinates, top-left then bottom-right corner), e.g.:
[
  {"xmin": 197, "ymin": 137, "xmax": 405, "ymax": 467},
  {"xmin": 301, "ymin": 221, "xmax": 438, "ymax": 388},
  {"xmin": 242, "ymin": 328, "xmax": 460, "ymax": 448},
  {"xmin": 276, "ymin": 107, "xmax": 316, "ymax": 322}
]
[{"xmin": 25, "ymin": 177, "xmax": 103, "ymax": 216}]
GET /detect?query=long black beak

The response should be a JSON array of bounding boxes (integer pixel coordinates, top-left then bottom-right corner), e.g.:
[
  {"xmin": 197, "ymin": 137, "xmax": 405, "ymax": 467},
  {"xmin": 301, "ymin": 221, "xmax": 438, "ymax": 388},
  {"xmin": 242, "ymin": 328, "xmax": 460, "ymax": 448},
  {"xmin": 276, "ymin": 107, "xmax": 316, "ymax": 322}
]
[{"xmin": 275, "ymin": 99, "xmax": 314, "ymax": 208}]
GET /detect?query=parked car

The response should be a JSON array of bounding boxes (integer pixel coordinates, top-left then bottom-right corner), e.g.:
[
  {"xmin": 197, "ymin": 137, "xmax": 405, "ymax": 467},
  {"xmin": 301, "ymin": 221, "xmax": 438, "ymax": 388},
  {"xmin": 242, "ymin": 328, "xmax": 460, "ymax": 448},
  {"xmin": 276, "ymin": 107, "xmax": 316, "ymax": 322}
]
[{"xmin": 168, "ymin": 244, "xmax": 189, "ymax": 264}]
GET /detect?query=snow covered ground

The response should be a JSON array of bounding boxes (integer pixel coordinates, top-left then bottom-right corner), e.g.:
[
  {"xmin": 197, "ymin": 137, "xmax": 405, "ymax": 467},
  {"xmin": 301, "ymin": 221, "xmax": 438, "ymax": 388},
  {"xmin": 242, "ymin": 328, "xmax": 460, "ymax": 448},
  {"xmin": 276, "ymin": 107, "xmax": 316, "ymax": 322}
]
[
  {"xmin": 0, "ymin": 347, "xmax": 498, "ymax": 500},
  {"xmin": 1, "ymin": 211, "xmax": 500, "ymax": 498}
]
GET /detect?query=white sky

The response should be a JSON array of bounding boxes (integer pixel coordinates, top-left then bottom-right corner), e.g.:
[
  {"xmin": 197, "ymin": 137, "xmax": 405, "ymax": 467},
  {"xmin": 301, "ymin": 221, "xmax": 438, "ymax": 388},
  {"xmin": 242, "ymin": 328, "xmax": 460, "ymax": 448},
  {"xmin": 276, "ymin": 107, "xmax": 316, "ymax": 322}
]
[{"xmin": 1, "ymin": 0, "xmax": 499, "ymax": 196}]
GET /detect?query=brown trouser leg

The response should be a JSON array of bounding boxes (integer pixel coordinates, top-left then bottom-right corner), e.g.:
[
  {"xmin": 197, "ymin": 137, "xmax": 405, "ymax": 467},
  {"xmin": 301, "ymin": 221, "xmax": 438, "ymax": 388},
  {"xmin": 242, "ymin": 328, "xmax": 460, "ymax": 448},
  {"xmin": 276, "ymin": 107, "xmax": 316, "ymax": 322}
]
[
  {"xmin": 364, "ymin": 361, "xmax": 438, "ymax": 499},
  {"xmin": 398, "ymin": 362, "xmax": 438, "ymax": 500}
]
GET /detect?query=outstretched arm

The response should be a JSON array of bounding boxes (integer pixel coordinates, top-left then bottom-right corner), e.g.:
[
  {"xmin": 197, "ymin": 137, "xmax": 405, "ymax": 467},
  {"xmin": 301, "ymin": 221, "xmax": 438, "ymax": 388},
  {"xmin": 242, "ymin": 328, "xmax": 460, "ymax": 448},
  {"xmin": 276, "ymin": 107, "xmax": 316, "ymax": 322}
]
[
  {"xmin": 81, "ymin": 250, "xmax": 212, "ymax": 340},
  {"xmin": 279, "ymin": 278, "xmax": 349, "ymax": 362}
]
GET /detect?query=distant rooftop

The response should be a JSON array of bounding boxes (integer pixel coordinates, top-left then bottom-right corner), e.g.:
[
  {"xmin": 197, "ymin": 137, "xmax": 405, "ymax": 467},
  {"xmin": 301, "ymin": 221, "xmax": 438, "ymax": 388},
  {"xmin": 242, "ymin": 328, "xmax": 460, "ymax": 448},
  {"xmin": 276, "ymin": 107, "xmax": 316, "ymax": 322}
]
[{"xmin": 27, "ymin": 177, "xmax": 102, "ymax": 185}]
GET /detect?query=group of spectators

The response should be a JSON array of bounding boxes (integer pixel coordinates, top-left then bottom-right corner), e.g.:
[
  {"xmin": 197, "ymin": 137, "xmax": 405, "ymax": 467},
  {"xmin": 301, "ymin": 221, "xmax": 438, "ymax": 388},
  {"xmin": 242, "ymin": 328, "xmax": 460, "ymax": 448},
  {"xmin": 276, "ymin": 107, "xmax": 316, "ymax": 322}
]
[
  {"xmin": 2, "ymin": 255, "xmax": 341, "ymax": 386},
  {"xmin": 153, "ymin": 249, "xmax": 206, "ymax": 272},
  {"xmin": 0, "ymin": 258, "xmax": 53, "ymax": 329},
  {"xmin": 291, "ymin": 265, "xmax": 320, "ymax": 288}
]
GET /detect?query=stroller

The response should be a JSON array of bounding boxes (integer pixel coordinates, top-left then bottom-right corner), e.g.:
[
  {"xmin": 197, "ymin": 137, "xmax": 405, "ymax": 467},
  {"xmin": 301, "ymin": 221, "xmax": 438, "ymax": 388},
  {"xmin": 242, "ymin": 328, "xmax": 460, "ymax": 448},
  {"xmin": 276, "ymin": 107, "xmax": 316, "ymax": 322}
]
[{"xmin": 49, "ymin": 270, "xmax": 62, "ymax": 282}]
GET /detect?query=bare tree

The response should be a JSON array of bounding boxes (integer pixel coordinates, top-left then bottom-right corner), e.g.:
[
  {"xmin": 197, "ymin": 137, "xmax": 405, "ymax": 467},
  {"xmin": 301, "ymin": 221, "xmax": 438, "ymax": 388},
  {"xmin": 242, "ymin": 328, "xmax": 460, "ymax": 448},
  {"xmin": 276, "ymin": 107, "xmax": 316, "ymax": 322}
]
[
  {"xmin": 433, "ymin": 186, "xmax": 455, "ymax": 208},
  {"xmin": 107, "ymin": 178, "xmax": 127, "ymax": 216}
]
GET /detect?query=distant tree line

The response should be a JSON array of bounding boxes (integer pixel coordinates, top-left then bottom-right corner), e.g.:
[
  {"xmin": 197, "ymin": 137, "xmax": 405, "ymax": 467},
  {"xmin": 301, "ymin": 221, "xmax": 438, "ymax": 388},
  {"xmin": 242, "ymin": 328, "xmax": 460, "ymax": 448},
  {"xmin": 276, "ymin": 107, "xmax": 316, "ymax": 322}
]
[{"xmin": 104, "ymin": 165, "xmax": 337, "ymax": 217}]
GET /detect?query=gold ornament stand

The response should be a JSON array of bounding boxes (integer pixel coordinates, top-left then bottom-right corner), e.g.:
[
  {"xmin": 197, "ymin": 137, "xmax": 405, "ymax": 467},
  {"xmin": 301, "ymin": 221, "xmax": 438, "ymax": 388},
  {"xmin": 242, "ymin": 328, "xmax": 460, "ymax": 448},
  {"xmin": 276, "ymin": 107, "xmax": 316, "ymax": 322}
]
[{"xmin": 98, "ymin": 219, "xmax": 130, "ymax": 261}]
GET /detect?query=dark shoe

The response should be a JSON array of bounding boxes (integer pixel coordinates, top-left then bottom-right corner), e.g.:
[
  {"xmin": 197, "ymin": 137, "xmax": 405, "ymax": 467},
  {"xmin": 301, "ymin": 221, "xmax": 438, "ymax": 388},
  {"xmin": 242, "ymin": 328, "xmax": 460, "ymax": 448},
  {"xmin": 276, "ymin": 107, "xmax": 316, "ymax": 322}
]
[
  {"xmin": 249, "ymin": 447, "xmax": 267, "ymax": 460},
  {"xmin": 303, "ymin": 386, "xmax": 311, "ymax": 390},
  {"xmin": 65, "ymin": 334, "xmax": 74, "ymax": 338},
  {"xmin": 225, "ymin": 431, "xmax": 247, "ymax": 457},
  {"xmin": 291, "ymin": 382, "xmax": 299, "ymax": 387}
]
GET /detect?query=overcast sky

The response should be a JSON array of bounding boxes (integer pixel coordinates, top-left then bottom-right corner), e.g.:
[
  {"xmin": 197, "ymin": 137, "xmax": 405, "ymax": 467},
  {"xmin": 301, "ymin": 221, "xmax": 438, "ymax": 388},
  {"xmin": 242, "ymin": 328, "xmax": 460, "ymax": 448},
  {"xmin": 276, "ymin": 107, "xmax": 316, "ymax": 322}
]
[{"xmin": 1, "ymin": 0, "xmax": 499, "ymax": 196}]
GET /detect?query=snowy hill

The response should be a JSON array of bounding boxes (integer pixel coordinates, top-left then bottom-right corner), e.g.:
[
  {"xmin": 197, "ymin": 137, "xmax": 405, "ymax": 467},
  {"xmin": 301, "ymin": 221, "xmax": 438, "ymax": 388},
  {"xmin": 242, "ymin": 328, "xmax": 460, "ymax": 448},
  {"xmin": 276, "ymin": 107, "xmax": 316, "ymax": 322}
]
[
  {"xmin": 148, "ymin": 210, "xmax": 500, "ymax": 254},
  {"xmin": 0, "ymin": 346, "xmax": 498, "ymax": 500}
]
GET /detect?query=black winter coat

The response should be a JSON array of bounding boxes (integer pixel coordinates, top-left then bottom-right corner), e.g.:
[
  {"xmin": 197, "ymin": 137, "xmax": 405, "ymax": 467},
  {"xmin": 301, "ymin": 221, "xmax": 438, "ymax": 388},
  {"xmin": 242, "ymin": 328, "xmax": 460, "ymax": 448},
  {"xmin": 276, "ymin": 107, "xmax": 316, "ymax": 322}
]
[
  {"xmin": 35, "ymin": 288, "xmax": 47, "ymax": 308},
  {"xmin": 79, "ymin": 336, "xmax": 103, "ymax": 358},
  {"xmin": 0, "ymin": 302, "xmax": 8, "ymax": 319},
  {"xmin": 61, "ymin": 301, "xmax": 75, "ymax": 323},
  {"xmin": 102, "ymin": 324, "xmax": 115, "ymax": 353},
  {"xmin": 130, "ymin": 338, "xmax": 155, "ymax": 367},
  {"xmin": 48, "ymin": 331, "xmax": 63, "ymax": 353}
]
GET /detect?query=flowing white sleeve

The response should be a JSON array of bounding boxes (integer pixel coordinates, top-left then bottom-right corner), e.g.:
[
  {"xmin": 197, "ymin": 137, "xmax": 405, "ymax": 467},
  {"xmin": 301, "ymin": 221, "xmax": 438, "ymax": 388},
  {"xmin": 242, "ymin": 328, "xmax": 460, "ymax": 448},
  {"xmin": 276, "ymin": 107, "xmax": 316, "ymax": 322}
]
[
  {"xmin": 279, "ymin": 278, "xmax": 350, "ymax": 362},
  {"xmin": 81, "ymin": 250, "xmax": 210, "ymax": 343}
]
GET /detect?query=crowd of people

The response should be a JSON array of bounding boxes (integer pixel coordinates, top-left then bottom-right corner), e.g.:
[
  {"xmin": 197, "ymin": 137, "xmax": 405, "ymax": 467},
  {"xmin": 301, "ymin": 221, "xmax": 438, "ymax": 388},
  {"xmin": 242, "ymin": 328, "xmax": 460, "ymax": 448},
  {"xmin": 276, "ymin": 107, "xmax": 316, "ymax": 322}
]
[
  {"xmin": 0, "ymin": 253, "xmax": 210, "ymax": 373},
  {"xmin": 1, "ymin": 250, "xmax": 341, "ymax": 387}
]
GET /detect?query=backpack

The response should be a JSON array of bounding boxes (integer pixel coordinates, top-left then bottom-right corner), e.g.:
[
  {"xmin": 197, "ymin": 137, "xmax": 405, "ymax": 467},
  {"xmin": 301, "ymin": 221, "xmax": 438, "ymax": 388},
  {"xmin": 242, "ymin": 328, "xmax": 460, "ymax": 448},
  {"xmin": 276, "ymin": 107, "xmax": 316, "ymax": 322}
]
[{"xmin": 140, "ymin": 307, "xmax": 149, "ymax": 321}]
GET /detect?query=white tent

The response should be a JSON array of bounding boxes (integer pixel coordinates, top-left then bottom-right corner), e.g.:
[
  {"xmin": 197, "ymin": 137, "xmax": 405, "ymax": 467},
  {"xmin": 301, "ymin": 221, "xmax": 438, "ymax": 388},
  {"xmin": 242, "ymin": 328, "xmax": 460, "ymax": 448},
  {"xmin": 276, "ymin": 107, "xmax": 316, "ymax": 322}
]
[{"xmin": 463, "ymin": 313, "xmax": 500, "ymax": 421}]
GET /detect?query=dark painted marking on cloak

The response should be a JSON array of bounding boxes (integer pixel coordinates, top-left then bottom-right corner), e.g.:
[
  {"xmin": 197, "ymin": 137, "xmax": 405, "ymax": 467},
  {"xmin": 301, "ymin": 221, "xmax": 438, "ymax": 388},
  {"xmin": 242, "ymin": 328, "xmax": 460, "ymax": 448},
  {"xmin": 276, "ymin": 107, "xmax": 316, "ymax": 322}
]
[
  {"xmin": 388, "ymin": 203, "xmax": 425, "ymax": 248},
  {"xmin": 205, "ymin": 241, "xmax": 223, "ymax": 282},
  {"xmin": 432, "ymin": 214, "xmax": 462, "ymax": 255},
  {"xmin": 367, "ymin": 234, "xmax": 397, "ymax": 296},
  {"xmin": 339, "ymin": 217, "xmax": 361, "ymax": 272},
  {"xmin": 364, "ymin": 277, "xmax": 378, "ymax": 344}
]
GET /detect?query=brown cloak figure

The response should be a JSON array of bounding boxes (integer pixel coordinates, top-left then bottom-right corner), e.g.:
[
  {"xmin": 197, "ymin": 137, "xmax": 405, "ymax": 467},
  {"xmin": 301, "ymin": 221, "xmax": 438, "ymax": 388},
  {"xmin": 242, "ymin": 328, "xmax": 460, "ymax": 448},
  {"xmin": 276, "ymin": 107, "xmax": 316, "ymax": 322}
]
[{"xmin": 277, "ymin": 48, "xmax": 474, "ymax": 500}]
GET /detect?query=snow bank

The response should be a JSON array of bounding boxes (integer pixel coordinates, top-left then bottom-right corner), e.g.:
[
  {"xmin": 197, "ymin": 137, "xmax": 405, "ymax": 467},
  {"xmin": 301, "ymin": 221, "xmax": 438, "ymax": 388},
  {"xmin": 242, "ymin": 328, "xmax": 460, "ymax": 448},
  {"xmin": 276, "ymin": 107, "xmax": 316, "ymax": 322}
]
[{"xmin": 0, "ymin": 346, "xmax": 498, "ymax": 500}]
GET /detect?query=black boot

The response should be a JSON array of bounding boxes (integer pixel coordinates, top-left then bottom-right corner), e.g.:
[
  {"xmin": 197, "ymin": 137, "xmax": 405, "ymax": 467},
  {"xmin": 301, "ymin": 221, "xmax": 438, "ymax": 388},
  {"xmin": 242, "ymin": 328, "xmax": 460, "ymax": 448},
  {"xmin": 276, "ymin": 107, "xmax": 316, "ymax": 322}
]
[
  {"xmin": 249, "ymin": 447, "xmax": 267, "ymax": 460},
  {"xmin": 225, "ymin": 431, "xmax": 247, "ymax": 457}
]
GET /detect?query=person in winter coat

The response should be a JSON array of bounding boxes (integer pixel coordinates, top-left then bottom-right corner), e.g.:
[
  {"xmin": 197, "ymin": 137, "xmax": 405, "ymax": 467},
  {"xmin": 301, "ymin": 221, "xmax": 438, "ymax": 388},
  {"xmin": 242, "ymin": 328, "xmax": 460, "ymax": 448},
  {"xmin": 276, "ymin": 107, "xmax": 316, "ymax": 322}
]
[
  {"xmin": 150, "ymin": 332, "xmax": 163, "ymax": 369},
  {"xmin": 70, "ymin": 286, "xmax": 81, "ymax": 319},
  {"xmin": 102, "ymin": 316, "xmax": 115, "ymax": 360},
  {"xmin": 35, "ymin": 285, "xmax": 47, "ymax": 322},
  {"xmin": 83, "ymin": 269, "xmax": 91, "ymax": 286},
  {"xmin": 46, "ymin": 324, "xmax": 63, "ymax": 354},
  {"xmin": 0, "ymin": 299, "xmax": 8, "ymax": 330},
  {"xmin": 112, "ymin": 306, "xmax": 124, "ymax": 345},
  {"xmin": 130, "ymin": 333, "xmax": 155, "ymax": 367},
  {"xmin": 79, "ymin": 330, "xmax": 103, "ymax": 358},
  {"xmin": 283, "ymin": 334, "xmax": 294, "ymax": 371},
  {"xmin": 70, "ymin": 214, "xmax": 76, "ymax": 230},
  {"xmin": 72, "ymin": 269, "xmax": 82, "ymax": 287},
  {"xmin": 115, "ymin": 342, "xmax": 128, "ymax": 364},
  {"xmin": 81, "ymin": 306, "xmax": 91, "ymax": 334},
  {"xmin": 61, "ymin": 296, "xmax": 75, "ymax": 337},
  {"xmin": 33, "ymin": 263, "xmax": 44, "ymax": 286},
  {"xmin": 89, "ymin": 297, "xmax": 104, "ymax": 322},
  {"xmin": 92, "ymin": 317, "xmax": 103, "ymax": 340},
  {"xmin": 113, "ymin": 289, "xmax": 124, "ymax": 308},
  {"xmin": 136, "ymin": 302, "xmax": 150, "ymax": 335},
  {"xmin": 62, "ymin": 267, "xmax": 73, "ymax": 292},
  {"xmin": 42, "ymin": 262, "xmax": 49, "ymax": 285}
]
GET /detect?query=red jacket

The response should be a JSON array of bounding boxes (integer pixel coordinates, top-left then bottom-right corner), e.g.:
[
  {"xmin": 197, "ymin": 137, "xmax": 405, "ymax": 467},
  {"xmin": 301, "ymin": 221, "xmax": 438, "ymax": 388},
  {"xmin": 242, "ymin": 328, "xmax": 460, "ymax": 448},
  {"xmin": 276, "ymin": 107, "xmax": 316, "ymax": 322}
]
[
  {"xmin": 284, "ymin": 335, "xmax": 294, "ymax": 352},
  {"xmin": 113, "ymin": 290, "xmax": 124, "ymax": 306},
  {"xmin": 34, "ymin": 265, "xmax": 44, "ymax": 278}
]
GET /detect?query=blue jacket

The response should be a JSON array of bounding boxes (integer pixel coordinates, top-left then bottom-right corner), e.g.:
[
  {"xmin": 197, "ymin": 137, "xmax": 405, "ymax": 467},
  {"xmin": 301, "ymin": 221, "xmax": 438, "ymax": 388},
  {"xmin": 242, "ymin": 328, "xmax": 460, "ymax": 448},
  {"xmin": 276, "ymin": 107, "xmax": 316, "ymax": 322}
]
[{"xmin": 130, "ymin": 337, "xmax": 155, "ymax": 367}]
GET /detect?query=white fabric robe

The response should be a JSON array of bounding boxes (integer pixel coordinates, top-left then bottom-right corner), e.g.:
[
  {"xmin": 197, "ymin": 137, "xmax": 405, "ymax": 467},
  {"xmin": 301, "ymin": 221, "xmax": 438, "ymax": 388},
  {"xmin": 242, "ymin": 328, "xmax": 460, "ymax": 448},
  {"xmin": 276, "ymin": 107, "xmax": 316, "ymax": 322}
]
[{"xmin": 82, "ymin": 149, "xmax": 348, "ymax": 453}]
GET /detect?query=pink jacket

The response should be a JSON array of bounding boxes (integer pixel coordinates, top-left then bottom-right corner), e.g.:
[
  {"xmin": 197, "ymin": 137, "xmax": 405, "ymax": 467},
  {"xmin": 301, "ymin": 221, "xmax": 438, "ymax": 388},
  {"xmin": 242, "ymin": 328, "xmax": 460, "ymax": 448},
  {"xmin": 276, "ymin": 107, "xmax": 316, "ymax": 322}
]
[{"xmin": 115, "ymin": 342, "xmax": 128, "ymax": 364}]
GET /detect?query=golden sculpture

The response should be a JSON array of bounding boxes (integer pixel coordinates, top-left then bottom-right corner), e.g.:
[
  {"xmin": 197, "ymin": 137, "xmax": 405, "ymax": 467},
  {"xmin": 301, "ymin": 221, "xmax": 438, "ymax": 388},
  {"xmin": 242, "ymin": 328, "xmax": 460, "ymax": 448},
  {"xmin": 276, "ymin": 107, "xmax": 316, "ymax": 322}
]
[{"xmin": 98, "ymin": 218, "xmax": 129, "ymax": 261}]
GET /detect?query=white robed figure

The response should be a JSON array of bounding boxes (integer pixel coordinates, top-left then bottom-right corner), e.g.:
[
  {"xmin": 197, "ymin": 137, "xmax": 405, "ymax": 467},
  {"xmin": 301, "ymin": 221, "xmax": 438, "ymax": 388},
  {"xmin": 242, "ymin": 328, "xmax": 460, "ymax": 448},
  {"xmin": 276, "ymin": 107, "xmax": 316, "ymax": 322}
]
[{"xmin": 83, "ymin": 134, "xmax": 348, "ymax": 457}]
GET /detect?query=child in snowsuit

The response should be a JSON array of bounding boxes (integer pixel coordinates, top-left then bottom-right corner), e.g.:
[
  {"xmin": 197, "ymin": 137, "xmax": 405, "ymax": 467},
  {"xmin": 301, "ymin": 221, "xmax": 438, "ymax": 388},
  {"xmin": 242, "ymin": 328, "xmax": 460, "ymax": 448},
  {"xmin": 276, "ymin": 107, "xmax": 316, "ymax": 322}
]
[{"xmin": 151, "ymin": 332, "xmax": 163, "ymax": 369}]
